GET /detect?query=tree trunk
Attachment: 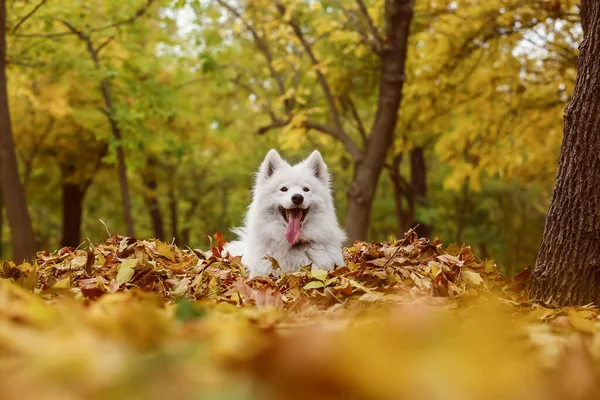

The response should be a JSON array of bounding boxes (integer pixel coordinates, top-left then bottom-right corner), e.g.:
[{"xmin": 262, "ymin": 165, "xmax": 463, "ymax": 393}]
[
  {"xmin": 180, "ymin": 197, "xmax": 199, "ymax": 246},
  {"xmin": 0, "ymin": 187, "xmax": 3, "ymax": 259},
  {"xmin": 529, "ymin": 1, "xmax": 600, "ymax": 305},
  {"xmin": 581, "ymin": 0, "xmax": 593, "ymax": 35},
  {"xmin": 60, "ymin": 181, "xmax": 85, "ymax": 248},
  {"xmin": 343, "ymin": 0, "xmax": 414, "ymax": 243},
  {"xmin": 168, "ymin": 181, "xmax": 179, "ymax": 244},
  {"xmin": 456, "ymin": 178, "xmax": 469, "ymax": 244},
  {"xmin": 0, "ymin": 1, "xmax": 36, "ymax": 262},
  {"xmin": 62, "ymin": 21, "xmax": 136, "ymax": 238},
  {"xmin": 410, "ymin": 147, "xmax": 432, "ymax": 238},
  {"xmin": 104, "ymin": 88, "xmax": 135, "ymax": 238},
  {"xmin": 388, "ymin": 154, "xmax": 413, "ymax": 237},
  {"xmin": 142, "ymin": 156, "xmax": 164, "ymax": 240}
]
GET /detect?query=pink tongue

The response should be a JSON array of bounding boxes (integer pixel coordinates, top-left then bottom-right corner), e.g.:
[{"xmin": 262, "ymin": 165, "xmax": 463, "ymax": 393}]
[{"xmin": 285, "ymin": 210, "xmax": 302, "ymax": 244}]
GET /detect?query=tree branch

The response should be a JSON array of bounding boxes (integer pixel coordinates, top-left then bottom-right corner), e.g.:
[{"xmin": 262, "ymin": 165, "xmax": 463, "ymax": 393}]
[
  {"xmin": 255, "ymin": 114, "xmax": 361, "ymax": 158},
  {"xmin": 256, "ymin": 119, "xmax": 290, "ymax": 135},
  {"xmin": 14, "ymin": 0, "xmax": 154, "ymax": 39},
  {"xmin": 11, "ymin": 0, "xmax": 49, "ymax": 33},
  {"xmin": 95, "ymin": 36, "xmax": 114, "ymax": 54},
  {"xmin": 274, "ymin": 1, "xmax": 360, "ymax": 159},
  {"xmin": 343, "ymin": 95, "xmax": 368, "ymax": 146},
  {"xmin": 355, "ymin": 0, "xmax": 383, "ymax": 54},
  {"xmin": 89, "ymin": 0, "xmax": 155, "ymax": 33},
  {"xmin": 303, "ymin": 120, "xmax": 361, "ymax": 159},
  {"xmin": 215, "ymin": 0, "xmax": 290, "ymax": 110}
]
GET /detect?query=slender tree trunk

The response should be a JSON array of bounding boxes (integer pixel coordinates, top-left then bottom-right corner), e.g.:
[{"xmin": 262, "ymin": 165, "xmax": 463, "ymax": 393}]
[
  {"xmin": 410, "ymin": 147, "xmax": 432, "ymax": 238},
  {"xmin": 529, "ymin": 1, "xmax": 600, "ymax": 305},
  {"xmin": 456, "ymin": 179, "xmax": 469, "ymax": 244},
  {"xmin": 60, "ymin": 182, "xmax": 85, "ymax": 248},
  {"xmin": 61, "ymin": 21, "xmax": 136, "ymax": 237},
  {"xmin": 168, "ymin": 181, "xmax": 179, "ymax": 244},
  {"xmin": 180, "ymin": 197, "xmax": 199, "ymax": 245},
  {"xmin": 0, "ymin": 2, "xmax": 36, "ymax": 262},
  {"xmin": 344, "ymin": 0, "xmax": 414, "ymax": 243},
  {"xmin": 388, "ymin": 153, "xmax": 413, "ymax": 237},
  {"xmin": 104, "ymin": 86, "xmax": 135, "ymax": 237},
  {"xmin": 142, "ymin": 156, "xmax": 164, "ymax": 240}
]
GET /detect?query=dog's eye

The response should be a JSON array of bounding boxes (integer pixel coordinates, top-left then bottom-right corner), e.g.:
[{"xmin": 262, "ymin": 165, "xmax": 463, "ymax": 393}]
[
  {"xmin": 303, "ymin": 187, "xmax": 310, "ymax": 192},
  {"xmin": 280, "ymin": 187, "xmax": 288, "ymax": 192}
]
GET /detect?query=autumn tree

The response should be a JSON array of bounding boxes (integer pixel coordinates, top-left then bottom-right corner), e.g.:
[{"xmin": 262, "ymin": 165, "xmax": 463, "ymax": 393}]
[
  {"xmin": 0, "ymin": 0, "xmax": 37, "ymax": 261},
  {"xmin": 529, "ymin": 0, "xmax": 600, "ymax": 305},
  {"xmin": 209, "ymin": 0, "xmax": 415, "ymax": 243}
]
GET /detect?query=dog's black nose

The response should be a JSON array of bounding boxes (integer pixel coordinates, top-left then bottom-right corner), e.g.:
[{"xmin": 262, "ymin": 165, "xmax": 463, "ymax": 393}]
[{"xmin": 291, "ymin": 194, "xmax": 304, "ymax": 205}]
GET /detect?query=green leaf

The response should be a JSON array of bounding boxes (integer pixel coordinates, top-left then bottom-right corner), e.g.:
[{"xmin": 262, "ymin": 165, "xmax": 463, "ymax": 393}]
[
  {"xmin": 324, "ymin": 278, "xmax": 337, "ymax": 287},
  {"xmin": 310, "ymin": 268, "xmax": 328, "ymax": 281},
  {"xmin": 303, "ymin": 281, "xmax": 325, "ymax": 290},
  {"xmin": 120, "ymin": 258, "xmax": 139, "ymax": 270},
  {"xmin": 117, "ymin": 266, "xmax": 135, "ymax": 285},
  {"xmin": 175, "ymin": 299, "xmax": 207, "ymax": 322},
  {"xmin": 117, "ymin": 258, "xmax": 139, "ymax": 285}
]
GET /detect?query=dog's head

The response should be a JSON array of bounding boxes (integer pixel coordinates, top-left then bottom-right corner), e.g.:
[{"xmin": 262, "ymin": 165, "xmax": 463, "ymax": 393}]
[{"xmin": 253, "ymin": 149, "xmax": 333, "ymax": 245}]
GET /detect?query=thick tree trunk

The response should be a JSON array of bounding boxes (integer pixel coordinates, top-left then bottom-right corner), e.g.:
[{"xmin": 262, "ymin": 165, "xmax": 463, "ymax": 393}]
[
  {"xmin": 529, "ymin": 1, "xmax": 600, "ymax": 305},
  {"xmin": 0, "ymin": 2, "xmax": 36, "ymax": 262},
  {"xmin": 142, "ymin": 156, "xmax": 164, "ymax": 240},
  {"xmin": 0, "ymin": 187, "xmax": 3, "ymax": 259},
  {"xmin": 581, "ymin": 0, "xmax": 593, "ymax": 35},
  {"xmin": 344, "ymin": 0, "xmax": 414, "ymax": 243},
  {"xmin": 60, "ymin": 182, "xmax": 85, "ymax": 248}
]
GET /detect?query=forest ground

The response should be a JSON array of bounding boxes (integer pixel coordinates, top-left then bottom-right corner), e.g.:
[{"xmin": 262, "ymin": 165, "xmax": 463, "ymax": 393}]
[{"xmin": 0, "ymin": 231, "xmax": 598, "ymax": 400}]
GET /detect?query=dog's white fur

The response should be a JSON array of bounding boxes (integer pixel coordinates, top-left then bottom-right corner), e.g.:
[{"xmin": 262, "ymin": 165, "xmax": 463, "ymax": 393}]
[{"xmin": 225, "ymin": 149, "xmax": 346, "ymax": 276}]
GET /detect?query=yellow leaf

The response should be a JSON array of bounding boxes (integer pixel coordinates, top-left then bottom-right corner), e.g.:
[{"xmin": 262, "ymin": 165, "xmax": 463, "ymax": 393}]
[
  {"xmin": 156, "ymin": 241, "xmax": 176, "ymax": 262},
  {"xmin": 53, "ymin": 276, "xmax": 71, "ymax": 289},
  {"xmin": 117, "ymin": 267, "xmax": 135, "ymax": 285},
  {"xmin": 568, "ymin": 309, "xmax": 597, "ymax": 333},
  {"xmin": 310, "ymin": 268, "xmax": 328, "ymax": 281},
  {"xmin": 462, "ymin": 269, "xmax": 484, "ymax": 286},
  {"xmin": 303, "ymin": 281, "xmax": 324, "ymax": 290}
]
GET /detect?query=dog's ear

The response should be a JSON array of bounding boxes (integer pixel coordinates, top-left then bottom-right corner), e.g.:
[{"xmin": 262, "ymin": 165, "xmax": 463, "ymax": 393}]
[
  {"xmin": 258, "ymin": 149, "xmax": 287, "ymax": 181},
  {"xmin": 303, "ymin": 150, "xmax": 330, "ymax": 184}
]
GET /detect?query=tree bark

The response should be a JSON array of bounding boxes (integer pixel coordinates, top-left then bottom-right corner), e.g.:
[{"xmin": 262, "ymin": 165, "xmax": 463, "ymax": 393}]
[
  {"xmin": 60, "ymin": 181, "xmax": 85, "ymax": 248},
  {"xmin": 529, "ymin": 1, "xmax": 600, "ymax": 305},
  {"xmin": 142, "ymin": 156, "xmax": 164, "ymax": 240},
  {"xmin": 456, "ymin": 178, "xmax": 469, "ymax": 244},
  {"xmin": 343, "ymin": 0, "xmax": 414, "ymax": 243},
  {"xmin": 180, "ymin": 197, "xmax": 198, "ymax": 246},
  {"xmin": 0, "ymin": 187, "xmax": 3, "ymax": 259},
  {"xmin": 0, "ymin": 1, "xmax": 36, "ymax": 262},
  {"xmin": 168, "ymin": 180, "xmax": 179, "ymax": 244},
  {"xmin": 388, "ymin": 153, "xmax": 413, "ymax": 237},
  {"xmin": 410, "ymin": 147, "xmax": 432, "ymax": 238},
  {"xmin": 581, "ymin": 0, "xmax": 593, "ymax": 36}
]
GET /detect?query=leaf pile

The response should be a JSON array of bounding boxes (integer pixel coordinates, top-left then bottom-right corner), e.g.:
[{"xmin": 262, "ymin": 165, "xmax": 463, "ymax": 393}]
[
  {"xmin": 5, "ymin": 230, "xmax": 521, "ymax": 309},
  {"xmin": 1, "ymin": 232, "xmax": 600, "ymax": 400}
]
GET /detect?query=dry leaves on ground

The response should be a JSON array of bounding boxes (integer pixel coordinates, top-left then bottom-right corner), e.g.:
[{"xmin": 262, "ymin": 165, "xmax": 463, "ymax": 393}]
[{"xmin": 0, "ymin": 230, "xmax": 598, "ymax": 400}]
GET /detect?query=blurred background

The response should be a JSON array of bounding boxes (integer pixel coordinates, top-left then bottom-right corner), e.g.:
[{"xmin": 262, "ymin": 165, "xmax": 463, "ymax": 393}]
[{"xmin": 3, "ymin": 0, "xmax": 580, "ymax": 275}]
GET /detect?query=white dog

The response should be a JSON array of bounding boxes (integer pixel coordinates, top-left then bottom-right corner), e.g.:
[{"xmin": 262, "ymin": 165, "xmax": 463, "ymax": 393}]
[{"xmin": 225, "ymin": 149, "xmax": 346, "ymax": 276}]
